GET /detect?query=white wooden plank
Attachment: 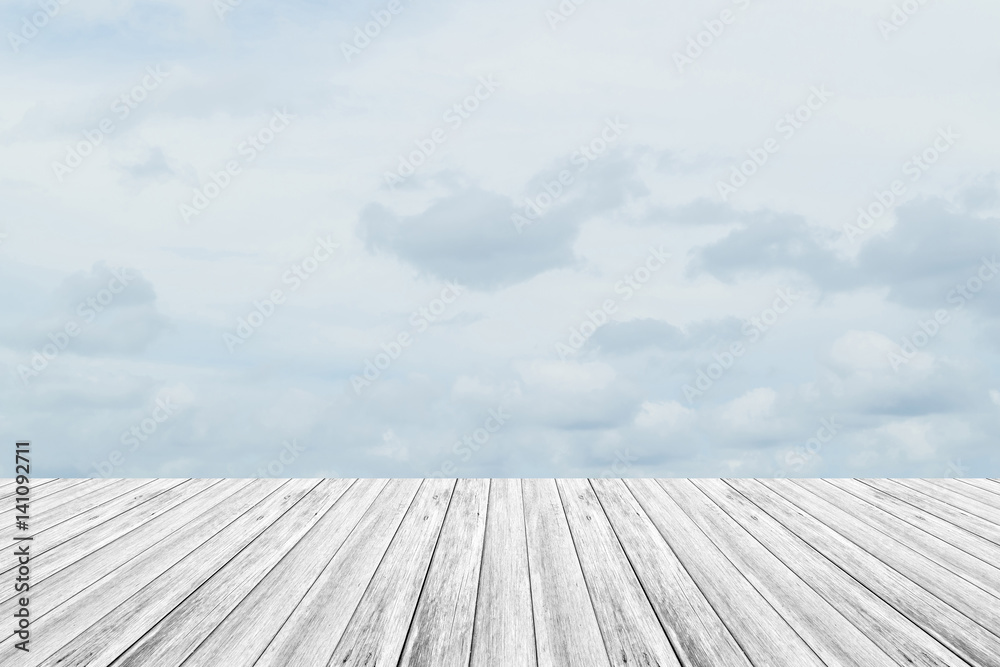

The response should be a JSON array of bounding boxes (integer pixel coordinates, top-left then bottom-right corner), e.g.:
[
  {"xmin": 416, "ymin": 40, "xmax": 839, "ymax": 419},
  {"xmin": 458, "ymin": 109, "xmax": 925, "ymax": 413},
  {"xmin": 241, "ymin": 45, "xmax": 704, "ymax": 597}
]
[
  {"xmin": 828, "ymin": 478, "xmax": 1000, "ymax": 574},
  {"xmin": 181, "ymin": 479, "xmax": 388, "ymax": 667},
  {"xmin": 253, "ymin": 479, "xmax": 422, "ymax": 667},
  {"xmin": 522, "ymin": 478, "xmax": 611, "ymax": 667},
  {"xmin": 940, "ymin": 478, "xmax": 1000, "ymax": 511},
  {"xmin": 0, "ymin": 479, "xmax": 279, "ymax": 666},
  {"xmin": 661, "ymin": 479, "xmax": 897, "ymax": 667},
  {"xmin": 399, "ymin": 478, "xmax": 490, "ymax": 667},
  {"xmin": 761, "ymin": 479, "xmax": 1000, "ymax": 634},
  {"xmin": 591, "ymin": 478, "xmax": 752, "ymax": 667},
  {"xmin": 816, "ymin": 479, "xmax": 1000, "ymax": 598},
  {"xmin": 327, "ymin": 478, "xmax": 456, "ymax": 666},
  {"xmin": 558, "ymin": 478, "xmax": 681, "ymax": 667},
  {"xmin": 107, "ymin": 479, "xmax": 356, "ymax": 667},
  {"xmin": 695, "ymin": 479, "xmax": 968, "ymax": 667},
  {"xmin": 896, "ymin": 479, "xmax": 1000, "ymax": 526},
  {"xmin": 625, "ymin": 479, "xmax": 826, "ymax": 667},
  {"xmin": 736, "ymin": 479, "xmax": 1000, "ymax": 667},
  {"xmin": 862, "ymin": 479, "xmax": 1000, "ymax": 547},
  {"xmin": 36, "ymin": 480, "xmax": 317, "ymax": 667},
  {"xmin": 469, "ymin": 478, "xmax": 536, "ymax": 667}
]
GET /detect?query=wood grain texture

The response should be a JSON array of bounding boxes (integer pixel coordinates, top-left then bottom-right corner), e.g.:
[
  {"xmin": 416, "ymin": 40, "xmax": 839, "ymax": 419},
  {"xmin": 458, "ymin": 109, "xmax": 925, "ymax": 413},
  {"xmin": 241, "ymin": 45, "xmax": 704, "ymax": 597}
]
[
  {"xmin": 861, "ymin": 479, "xmax": 1000, "ymax": 547},
  {"xmin": 814, "ymin": 479, "xmax": 1000, "ymax": 598},
  {"xmin": 761, "ymin": 479, "xmax": 1000, "ymax": 636},
  {"xmin": 736, "ymin": 479, "xmax": 1000, "ymax": 667},
  {"xmin": 469, "ymin": 478, "xmax": 537, "ymax": 667},
  {"xmin": 0, "ymin": 479, "xmax": 277, "ymax": 665},
  {"xmin": 0, "ymin": 479, "xmax": 248, "ymax": 628},
  {"xmin": 17, "ymin": 479, "xmax": 218, "ymax": 586},
  {"xmin": 591, "ymin": 478, "xmax": 753, "ymax": 667},
  {"xmin": 696, "ymin": 479, "xmax": 968, "ymax": 667},
  {"xmin": 399, "ymin": 478, "xmax": 489, "ymax": 667},
  {"xmin": 934, "ymin": 478, "xmax": 1000, "ymax": 512},
  {"xmin": 895, "ymin": 478, "xmax": 1000, "ymax": 527},
  {"xmin": 661, "ymin": 479, "xmax": 897, "ymax": 667},
  {"xmin": 827, "ymin": 478, "xmax": 1000, "ymax": 574},
  {"xmin": 37, "ymin": 480, "xmax": 319, "ymax": 667},
  {"xmin": 181, "ymin": 479, "xmax": 388, "ymax": 667},
  {"xmin": 327, "ymin": 478, "xmax": 456, "ymax": 667},
  {"xmin": 8, "ymin": 478, "xmax": 1000, "ymax": 667},
  {"xmin": 523, "ymin": 478, "xmax": 611, "ymax": 667},
  {"xmin": 107, "ymin": 479, "xmax": 355, "ymax": 667},
  {"xmin": 558, "ymin": 478, "xmax": 681, "ymax": 667},
  {"xmin": 626, "ymin": 478, "xmax": 826, "ymax": 667},
  {"xmin": 253, "ymin": 478, "xmax": 422, "ymax": 667}
]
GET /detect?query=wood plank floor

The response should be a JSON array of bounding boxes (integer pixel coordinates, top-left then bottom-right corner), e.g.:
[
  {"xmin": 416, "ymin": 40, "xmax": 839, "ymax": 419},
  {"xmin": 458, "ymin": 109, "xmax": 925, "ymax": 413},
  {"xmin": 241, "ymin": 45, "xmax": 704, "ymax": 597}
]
[{"xmin": 3, "ymin": 479, "xmax": 1000, "ymax": 666}]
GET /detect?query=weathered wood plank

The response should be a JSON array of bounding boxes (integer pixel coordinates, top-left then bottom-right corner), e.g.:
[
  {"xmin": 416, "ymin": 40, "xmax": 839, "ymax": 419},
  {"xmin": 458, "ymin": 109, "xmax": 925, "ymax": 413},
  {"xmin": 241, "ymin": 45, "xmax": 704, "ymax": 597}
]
[
  {"xmin": 956, "ymin": 478, "xmax": 1000, "ymax": 503},
  {"xmin": 523, "ymin": 478, "xmax": 610, "ymax": 667},
  {"xmin": 761, "ymin": 479, "xmax": 1000, "ymax": 634},
  {"xmin": 3, "ymin": 479, "xmax": 220, "ymax": 598},
  {"xmin": 253, "ymin": 479, "xmax": 422, "ymax": 667},
  {"xmin": 828, "ymin": 478, "xmax": 1000, "ymax": 573},
  {"xmin": 1, "ymin": 479, "xmax": 179, "ymax": 568},
  {"xmin": 469, "ymin": 478, "xmax": 536, "ymax": 667},
  {"xmin": 737, "ymin": 479, "xmax": 1000, "ymax": 667},
  {"xmin": 938, "ymin": 478, "xmax": 1000, "ymax": 511},
  {"xmin": 0, "ymin": 478, "xmax": 190, "ymax": 602},
  {"xmin": 36, "ymin": 480, "xmax": 318, "ymax": 667},
  {"xmin": 695, "ymin": 479, "xmax": 968, "ymax": 667},
  {"xmin": 817, "ymin": 479, "xmax": 1000, "ymax": 597},
  {"xmin": 625, "ymin": 479, "xmax": 826, "ymax": 667},
  {"xmin": 107, "ymin": 479, "xmax": 356, "ymax": 667},
  {"xmin": 896, "ymin": 479, "xmax": 1000, "ymax": 527},
  {"xmin": 662, "ymin": 479, "xmax": 897, "ymax": 667},
  {"xmin": 327, "ymin": 478, "xmax": 456, "ymax": 666},
  {"xmin": 182, "ymin": 479, "xmax": 388, "ymax": 667},
  {"xmin": 557, "ymin": 479, "xmax": 680, "ymax": 666},
  {"xmin": 0, "ymin": 478, "xmax": 118, "ymax": 534},
  {"xmin": 399, "ymin": 478, "xmax": 490, "ymax": 667},
  {"xmin": 861, "ymin": 479, "xmax": 1000, "ymax": 547},
  {"xmin": 0, "ymin": 479, "xmax": 278, "ymax": 665},
  {"xmin": 0, "ymin": 479, "xmax": 247, "ymax": 626},
  {"xmin": 591, "ymin": 478, "xmax": 752, "ymax": 667}
]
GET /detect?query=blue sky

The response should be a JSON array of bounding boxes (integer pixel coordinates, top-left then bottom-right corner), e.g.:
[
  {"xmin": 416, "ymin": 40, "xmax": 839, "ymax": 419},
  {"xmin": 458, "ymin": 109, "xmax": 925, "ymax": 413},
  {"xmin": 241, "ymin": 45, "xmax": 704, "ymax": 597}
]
[{"xmin": 1, "ymin": 0, "xmax": 998, "ymax": 478}]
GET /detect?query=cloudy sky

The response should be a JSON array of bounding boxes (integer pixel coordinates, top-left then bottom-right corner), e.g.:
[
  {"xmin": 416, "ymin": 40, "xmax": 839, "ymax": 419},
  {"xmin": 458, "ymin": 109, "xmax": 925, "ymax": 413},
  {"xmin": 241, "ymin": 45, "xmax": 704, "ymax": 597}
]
[{"xmin": 1, "ymin": 0, "xmax": 998, "ymax": 479}]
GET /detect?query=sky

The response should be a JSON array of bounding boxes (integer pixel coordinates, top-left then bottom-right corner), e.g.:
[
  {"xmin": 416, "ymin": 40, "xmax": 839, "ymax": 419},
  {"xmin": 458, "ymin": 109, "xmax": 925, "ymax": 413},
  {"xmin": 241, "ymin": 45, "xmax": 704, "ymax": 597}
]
[{"xmin": 1, "ymin": 0, "xmax": 998, "ymax": 479}]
